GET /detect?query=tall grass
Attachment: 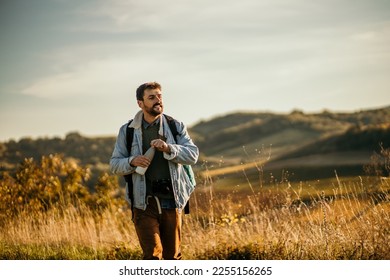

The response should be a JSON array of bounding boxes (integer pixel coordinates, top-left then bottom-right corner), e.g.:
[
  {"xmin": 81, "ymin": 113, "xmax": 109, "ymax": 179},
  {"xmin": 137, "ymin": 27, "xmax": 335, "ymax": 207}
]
[
  {"xmin": 0, "ymin": 204, "xmax": 141, "ymax": 260},
  {"xmin": 182, "ymin": 174, "xmax": 389, "ymax": 259},
  {"xmin": 0, "ymin": 155, "xmax": 389, "ymax": 259}
]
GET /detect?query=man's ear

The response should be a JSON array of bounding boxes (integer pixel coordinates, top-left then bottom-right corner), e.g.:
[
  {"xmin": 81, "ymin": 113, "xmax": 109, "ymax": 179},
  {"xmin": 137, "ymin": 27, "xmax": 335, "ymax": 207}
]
[{"xmin": 137, "ymin": 100, "xmax": 143, "ymax": 108}]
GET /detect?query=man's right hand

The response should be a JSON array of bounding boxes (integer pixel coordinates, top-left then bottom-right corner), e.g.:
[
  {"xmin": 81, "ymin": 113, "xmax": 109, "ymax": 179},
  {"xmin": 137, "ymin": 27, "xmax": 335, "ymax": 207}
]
[{"xmin": 130, "ymin": 156, "xmax": 151, "ymax": 168}]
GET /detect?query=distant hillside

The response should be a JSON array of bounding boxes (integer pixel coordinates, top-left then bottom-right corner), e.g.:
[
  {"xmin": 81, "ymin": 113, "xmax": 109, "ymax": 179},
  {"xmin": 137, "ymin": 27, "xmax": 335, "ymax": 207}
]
[
  {"xmin": 191, "ymin": 106, "xmax": 390, "ymax": 160},
  {"xmin": 1, "ymin": 106, "xmax": 389, "ymax": 181},
  {"xmin": 191, "ymin": 106, "xmax": 390, "ymax": 137},
  {"xmin": 276, "ymin": 124, "xmax": 390, "ymax": 160},
  {"xmin": 0, "ymin": 132, "xmax": 115, "ymax": 171},
  {"xmin": 262, "ymin": 124, "xmax": 390, "ymax": 179}
]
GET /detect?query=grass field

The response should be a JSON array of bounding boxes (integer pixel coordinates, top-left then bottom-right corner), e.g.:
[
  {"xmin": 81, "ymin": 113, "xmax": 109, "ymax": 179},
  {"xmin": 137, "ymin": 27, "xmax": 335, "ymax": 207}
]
[
  {"xmin": 1, "ymin": 155, "xmax": 389, "ymax": 260},
  {"xmin": 0, "ymin": 153, "xmax": 389, "ymax": 259}
]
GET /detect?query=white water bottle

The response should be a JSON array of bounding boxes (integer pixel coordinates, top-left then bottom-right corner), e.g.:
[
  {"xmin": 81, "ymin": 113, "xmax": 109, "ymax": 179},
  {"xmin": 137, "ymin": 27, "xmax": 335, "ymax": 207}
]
[{"xmin": 135, "ymin": 147, "xmax": 155, "ymax": 175}]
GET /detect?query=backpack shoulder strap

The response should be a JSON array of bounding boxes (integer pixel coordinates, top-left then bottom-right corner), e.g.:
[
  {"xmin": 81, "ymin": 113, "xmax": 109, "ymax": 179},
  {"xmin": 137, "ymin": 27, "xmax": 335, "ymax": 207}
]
[
  {"xmin": 125, "ymin": 119, "xmax": 134, "ymax": 155},
  {"xmin": 124, "ymin": 119, "xmax": 135, "ymax": 216},
  {"xmin": 164, "ymin": 114, "xmax": 179, "ymax": 143}
]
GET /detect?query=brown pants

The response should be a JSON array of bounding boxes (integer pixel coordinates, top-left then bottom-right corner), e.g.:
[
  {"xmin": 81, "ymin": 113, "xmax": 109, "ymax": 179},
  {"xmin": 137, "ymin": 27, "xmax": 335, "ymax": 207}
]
[{"xmin": 133, "ymin": 196, "xmax": 182, "ymax": 260}]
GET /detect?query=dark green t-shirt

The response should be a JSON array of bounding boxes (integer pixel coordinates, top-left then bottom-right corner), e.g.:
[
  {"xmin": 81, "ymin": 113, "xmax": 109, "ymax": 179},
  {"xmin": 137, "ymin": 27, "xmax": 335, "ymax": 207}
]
[{"xmin": 142, "ymin": 119, "xmax": 172, "ymax": 198}]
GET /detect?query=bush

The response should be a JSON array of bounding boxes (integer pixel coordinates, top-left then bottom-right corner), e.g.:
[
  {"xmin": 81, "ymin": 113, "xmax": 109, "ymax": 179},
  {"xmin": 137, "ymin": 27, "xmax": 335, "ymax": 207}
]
[
  {"xmin": 0, "ymin": 154, "xmax": 126, "ymax": 222},
  {"xmin": 364, "ymin": 144, "xmax": 390, "ymax": 177}
]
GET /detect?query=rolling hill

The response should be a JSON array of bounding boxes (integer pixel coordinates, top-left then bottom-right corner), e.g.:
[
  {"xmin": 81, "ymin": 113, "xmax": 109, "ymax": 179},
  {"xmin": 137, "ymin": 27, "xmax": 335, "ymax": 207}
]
[
  {"xmin": 1, "ymin": 106, "xmax": 389, "ymax": 182},
  {"xmin": 192, "ymin": 106, "xmax": 389, "ymax": 159},
  {"xmin": 191, "ymin": 106, "xmax": 390, "ymax": 181}
]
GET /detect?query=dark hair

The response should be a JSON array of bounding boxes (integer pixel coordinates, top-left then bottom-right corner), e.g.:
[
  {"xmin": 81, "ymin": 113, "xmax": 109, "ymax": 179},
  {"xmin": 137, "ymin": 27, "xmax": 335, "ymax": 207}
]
[{"xmin": 136, "ymin": 82, "xmax": 162, "ymax": 101}]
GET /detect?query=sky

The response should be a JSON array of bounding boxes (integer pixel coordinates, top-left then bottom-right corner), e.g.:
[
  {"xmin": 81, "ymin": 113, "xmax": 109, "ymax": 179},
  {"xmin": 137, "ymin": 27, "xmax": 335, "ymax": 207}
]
[{"xmin": 1, "ymin": 0, "xmax": 389, "ymax": 141}]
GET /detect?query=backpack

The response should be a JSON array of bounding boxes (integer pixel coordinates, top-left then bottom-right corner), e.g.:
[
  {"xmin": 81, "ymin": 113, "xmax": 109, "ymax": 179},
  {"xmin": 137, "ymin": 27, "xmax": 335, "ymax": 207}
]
[{"xmin": 123, "ymin": 114, "xmax": 192, "ymax": 214}]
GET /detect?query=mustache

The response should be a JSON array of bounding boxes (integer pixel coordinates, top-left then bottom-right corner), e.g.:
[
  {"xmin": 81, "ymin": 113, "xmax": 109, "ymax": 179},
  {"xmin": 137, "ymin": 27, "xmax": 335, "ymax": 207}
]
[{"xmin": 153, "ymin": 103, "xmax": 162, "ymax": 107}]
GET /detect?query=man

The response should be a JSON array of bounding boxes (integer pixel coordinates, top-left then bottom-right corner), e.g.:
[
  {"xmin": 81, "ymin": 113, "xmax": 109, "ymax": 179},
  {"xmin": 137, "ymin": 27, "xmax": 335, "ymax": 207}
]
[{"xmin": 110, "ymin": 82, "xmax": 199, "ymax": 260}]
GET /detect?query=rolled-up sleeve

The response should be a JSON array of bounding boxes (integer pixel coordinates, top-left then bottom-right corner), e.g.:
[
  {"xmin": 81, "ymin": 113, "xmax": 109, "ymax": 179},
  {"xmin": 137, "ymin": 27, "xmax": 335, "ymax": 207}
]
[{"xmin": 163, "ymin": 121, "xmax": 199, "ymax": 165}]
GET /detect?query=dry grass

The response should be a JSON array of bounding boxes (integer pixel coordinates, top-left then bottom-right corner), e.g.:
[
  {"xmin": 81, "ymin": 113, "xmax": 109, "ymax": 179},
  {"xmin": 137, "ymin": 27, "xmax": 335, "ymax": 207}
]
[
  {"xmin": 0, "ymin": 153, "xmax": 389, "ymax": 259},
  {"xmin": 0, "ymin": 204, "xmax": 142, "ymax": 259},
  {"xmin": 181, "ymin": 176, "xmax": 390, "ymax": 259},
  {"xmin": 1, "ymin": 174, "xmax": 388, "ymax": 260}
]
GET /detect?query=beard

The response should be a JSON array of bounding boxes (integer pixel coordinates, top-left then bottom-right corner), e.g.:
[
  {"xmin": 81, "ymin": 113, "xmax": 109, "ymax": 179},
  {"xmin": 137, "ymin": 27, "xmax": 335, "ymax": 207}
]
[{"xmin": 146, "ymin": 103, "xmax": 163, "ymax": 117}]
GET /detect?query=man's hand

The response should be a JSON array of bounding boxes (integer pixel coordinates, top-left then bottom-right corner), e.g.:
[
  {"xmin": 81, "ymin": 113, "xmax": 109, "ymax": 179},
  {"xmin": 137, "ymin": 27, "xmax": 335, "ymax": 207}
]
[
  {"xmin": 150, "ymin": 139, "xmax": 171, "ymax": 153},
  {"xmin": 130, "ymin": 139, "xmax": 170, "ymax": 168},
  {"xmin": 130, "ymin": 156, "xmax": 151, "ymax": 168}
]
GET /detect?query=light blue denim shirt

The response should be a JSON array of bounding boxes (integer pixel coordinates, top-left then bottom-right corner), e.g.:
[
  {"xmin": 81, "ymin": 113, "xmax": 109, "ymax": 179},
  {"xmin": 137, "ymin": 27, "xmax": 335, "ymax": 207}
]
[{"xmin": 110, "ymin": 110, "xmax": 199, "ymax": 211}]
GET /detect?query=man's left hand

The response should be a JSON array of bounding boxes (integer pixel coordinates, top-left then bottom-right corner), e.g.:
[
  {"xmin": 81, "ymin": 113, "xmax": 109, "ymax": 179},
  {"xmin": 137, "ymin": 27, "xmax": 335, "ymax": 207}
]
[{"xmin": 150, "ymin": 139, "xmax": 171, "ymax": 153}]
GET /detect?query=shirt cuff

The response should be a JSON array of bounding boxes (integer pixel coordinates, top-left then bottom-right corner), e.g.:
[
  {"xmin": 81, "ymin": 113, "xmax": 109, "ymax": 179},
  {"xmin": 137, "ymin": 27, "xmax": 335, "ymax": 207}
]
[
  {"xmin": 163, "ymin": 144, "xmax": 177, "ymax": 160},
  {"xmin": 128, "ymin": 156, "xmax": 136, "ymax": 167}
]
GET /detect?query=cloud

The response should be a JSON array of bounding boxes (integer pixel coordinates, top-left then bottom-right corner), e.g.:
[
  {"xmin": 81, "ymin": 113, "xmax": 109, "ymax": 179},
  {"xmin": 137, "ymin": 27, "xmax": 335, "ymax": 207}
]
[
  {"xmin": 2, "ymin": 0, "xmax": 390, "ymax": 141},
  {"xmin": 20, "ymin": 58, "xmax": 132, "ymax": 99}
]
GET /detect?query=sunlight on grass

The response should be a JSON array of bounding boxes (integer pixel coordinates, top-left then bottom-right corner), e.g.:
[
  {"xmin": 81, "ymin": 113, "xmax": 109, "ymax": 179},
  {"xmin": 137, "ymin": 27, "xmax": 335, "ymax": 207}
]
[{"xmin": 0, "ymin": 154, "xmax": 389, "ymax": 259}]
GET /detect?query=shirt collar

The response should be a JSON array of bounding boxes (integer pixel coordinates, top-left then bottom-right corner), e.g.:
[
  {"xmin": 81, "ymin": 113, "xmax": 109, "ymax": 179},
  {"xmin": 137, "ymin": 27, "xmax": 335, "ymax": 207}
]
[{"xmin": 142, "ymin": 117, "xmax": 160, "ymax": 129}]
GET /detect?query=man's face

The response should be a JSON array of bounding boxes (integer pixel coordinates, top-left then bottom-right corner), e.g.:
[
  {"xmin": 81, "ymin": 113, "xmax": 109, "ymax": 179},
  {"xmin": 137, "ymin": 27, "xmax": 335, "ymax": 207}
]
[{"xmin": 138, "ymin": 88, "xmax": 163, "ymax": 117}]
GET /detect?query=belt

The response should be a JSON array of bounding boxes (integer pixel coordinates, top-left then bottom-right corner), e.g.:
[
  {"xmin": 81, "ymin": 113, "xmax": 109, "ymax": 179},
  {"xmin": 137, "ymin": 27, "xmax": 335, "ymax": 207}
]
[{"xmin": 146, "ymin": 195, "xmax": 162, "ymax": 215}]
